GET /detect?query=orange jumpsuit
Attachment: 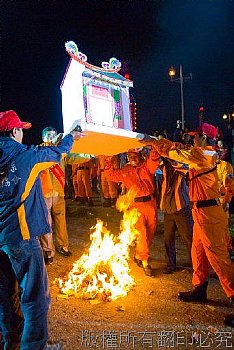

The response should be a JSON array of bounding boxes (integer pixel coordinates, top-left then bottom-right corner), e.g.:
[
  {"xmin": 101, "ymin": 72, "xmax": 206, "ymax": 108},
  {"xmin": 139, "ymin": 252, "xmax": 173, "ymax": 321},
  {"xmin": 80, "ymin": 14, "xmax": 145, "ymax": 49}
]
[
  {"xmin": 153, "ymin": 139, "xmax": 234, "ymax": 298},
  {"xmin": 73, "ymin": 160, "xmax": 93, "ymax": 201},
  {"xmin": 98, "ymin": 155, "xmax": 119, "ymax": 204},
  {"xmin": 106, "ymin": 151, "xmax": 160, "ymax": 261},
  {"xmin": 72, "ymin": 164, "xmax": 79, "ymax": 199}
]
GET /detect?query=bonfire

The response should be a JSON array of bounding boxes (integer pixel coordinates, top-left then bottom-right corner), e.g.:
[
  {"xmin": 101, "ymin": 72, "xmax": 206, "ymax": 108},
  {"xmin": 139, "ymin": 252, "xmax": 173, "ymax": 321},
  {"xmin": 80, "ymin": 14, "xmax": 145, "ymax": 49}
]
[{"xmin": 56, "ymin": 189, "xmax": 140, "ymax": 301}]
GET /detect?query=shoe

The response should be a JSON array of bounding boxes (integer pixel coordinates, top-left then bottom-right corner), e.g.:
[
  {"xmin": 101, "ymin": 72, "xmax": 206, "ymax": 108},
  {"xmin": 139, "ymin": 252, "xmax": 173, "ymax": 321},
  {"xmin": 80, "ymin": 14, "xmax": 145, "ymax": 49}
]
[
  {"xmin": 178, "ymin": 281, "xmax": 208, "ymax": 302},
  {"xmin": 143, "ymin": 265, "xmax": 153, "ymax": 277},
  {"xmin": 44, "ymin": 341, "xmax": 63, "ymax": 349},
  {"xmin": 134, "ymin": 257, "xmax": 143, "ymax": 267},
  {"xmin": 57, "ymin": 247, "xmax": 72, "ymax": 257},
  {"xmin": 44, "ymin": 257, "xmax": 53, "ymax": 265},
  {"xmin": 224, "ymin": 313, "xmax": 234, "ymax": 328},
  {"xmin": 163, "ymin": 267, "xmax": 176, "ymax": 274}
]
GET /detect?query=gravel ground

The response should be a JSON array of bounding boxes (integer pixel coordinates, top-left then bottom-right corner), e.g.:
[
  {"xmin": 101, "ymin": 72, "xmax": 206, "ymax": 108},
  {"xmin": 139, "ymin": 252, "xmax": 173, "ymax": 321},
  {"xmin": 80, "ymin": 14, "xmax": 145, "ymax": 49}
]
[{"xmin": 47, "ymin": 197, "xmax": 234, "ymax": 350}]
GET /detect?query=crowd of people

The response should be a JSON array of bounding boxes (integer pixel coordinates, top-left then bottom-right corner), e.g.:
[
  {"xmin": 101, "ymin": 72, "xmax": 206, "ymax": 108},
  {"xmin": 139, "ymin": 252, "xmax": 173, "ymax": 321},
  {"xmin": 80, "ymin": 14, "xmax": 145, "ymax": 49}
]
[
  {"xmin": 0, "ymin": 110, "xmax": 234, "ymax": 350},
  {"xmin": 144, "ymin": 123, "xmax": 234, "ymax": 329}
]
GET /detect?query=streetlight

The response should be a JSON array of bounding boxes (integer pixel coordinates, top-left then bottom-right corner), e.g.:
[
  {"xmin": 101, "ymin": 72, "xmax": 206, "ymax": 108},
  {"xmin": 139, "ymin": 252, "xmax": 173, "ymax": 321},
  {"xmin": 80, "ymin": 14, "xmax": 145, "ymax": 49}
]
[
  {"xmin": 168, "ymin": 64, "xmax": 192, "ymax": 130},
  {"xmin": 222, "ymin": 109, "xmax": 234, "ymax": 165},
  {"xmin": 222, "ymin": 112, "xmax": 234, "ymax": 129}
]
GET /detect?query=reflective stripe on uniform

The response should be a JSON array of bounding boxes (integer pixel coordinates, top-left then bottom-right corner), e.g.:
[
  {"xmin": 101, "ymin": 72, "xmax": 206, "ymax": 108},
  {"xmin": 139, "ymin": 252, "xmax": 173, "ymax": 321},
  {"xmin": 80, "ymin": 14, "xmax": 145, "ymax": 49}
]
[{"xmin": 18, "ymin": 161, "xmax": 56, "ymax": 240}]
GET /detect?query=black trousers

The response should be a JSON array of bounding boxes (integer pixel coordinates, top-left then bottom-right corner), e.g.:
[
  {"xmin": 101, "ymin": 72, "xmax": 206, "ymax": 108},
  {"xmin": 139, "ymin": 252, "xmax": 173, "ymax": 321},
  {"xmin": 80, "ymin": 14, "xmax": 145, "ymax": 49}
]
[{"xmin": 164, "ymin": 206, "xmax": 193, "ymax": 269}]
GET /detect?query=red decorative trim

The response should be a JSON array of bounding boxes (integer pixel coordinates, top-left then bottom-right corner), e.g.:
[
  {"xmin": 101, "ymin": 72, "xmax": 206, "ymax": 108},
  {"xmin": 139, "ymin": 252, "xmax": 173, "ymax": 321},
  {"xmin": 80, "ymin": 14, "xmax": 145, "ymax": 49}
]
[{"xmin": 66, "ymin": 50, "xmax": 121, "ymax": 73}]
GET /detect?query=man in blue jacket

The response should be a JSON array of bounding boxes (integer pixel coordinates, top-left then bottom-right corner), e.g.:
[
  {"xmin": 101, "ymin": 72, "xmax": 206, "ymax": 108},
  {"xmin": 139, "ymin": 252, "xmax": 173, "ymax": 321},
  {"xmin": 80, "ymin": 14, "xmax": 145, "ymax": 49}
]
[{"xmin": 0, "ymin": 110, "xmax": 81, "ymax": 349}]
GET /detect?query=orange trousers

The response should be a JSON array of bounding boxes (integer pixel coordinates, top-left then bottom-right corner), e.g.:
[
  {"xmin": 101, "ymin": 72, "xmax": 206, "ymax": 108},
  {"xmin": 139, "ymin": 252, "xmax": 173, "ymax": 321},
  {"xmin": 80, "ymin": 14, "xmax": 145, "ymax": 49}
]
[
  {"xmin": 76, "ymin": 169, "xmax": 92, "ymax": 198},
  {"xmin": 73, "ymin": 177, "xmax": 79, "ymax": 198},
  {"xmin": 101, "ymin": 172, "xmax": 118, "ymax": 199},
  {"xmin": 192, "ymin": 205, "xmax": 234, "ymax": 298},
  {"xmin": 40, "ymin": 196, "xmax": 69, "ymax": 257},
  {"xmin": 131, "ymin": 199, "xmax": 157, "ymax": 261}
]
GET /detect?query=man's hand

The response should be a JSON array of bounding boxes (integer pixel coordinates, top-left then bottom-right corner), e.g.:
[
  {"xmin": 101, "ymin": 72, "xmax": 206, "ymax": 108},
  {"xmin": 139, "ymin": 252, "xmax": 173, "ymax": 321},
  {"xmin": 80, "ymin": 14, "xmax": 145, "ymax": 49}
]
[
  {"xmin": 140, "ymin": 134, "xmax": 157, "ymax": 146},
  {"xmin": 70, "ymin": 131, "xmax": 82, "ymax": 140},
  {"xmin": 53, "ymin": 133, "xmax": 64, "ymax": 145},
  {"xmin": 70, "ymin": 126, "xmax": 86, "ymax": 141}
]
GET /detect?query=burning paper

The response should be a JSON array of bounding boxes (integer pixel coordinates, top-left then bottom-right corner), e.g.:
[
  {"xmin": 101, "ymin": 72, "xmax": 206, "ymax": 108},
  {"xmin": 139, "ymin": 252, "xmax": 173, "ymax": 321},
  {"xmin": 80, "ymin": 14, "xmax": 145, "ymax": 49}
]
[{"xmin": 56, "ymin": 190, "xmax": 140, "ymax": 301}]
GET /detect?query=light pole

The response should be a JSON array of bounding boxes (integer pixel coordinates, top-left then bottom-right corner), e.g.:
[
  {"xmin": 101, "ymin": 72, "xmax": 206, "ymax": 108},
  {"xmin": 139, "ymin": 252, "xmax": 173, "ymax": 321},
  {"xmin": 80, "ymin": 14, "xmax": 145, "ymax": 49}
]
[
  {"xmin": 168, "ymin": 64, "xmax": 192, "ymax": 130},
  {"xmin": 222, "ymin": 112, "xmax": 234, "ymax": 129},
  {"xmin": 222, "ymin": 109, "xmax": 234, "ymax": 166}
]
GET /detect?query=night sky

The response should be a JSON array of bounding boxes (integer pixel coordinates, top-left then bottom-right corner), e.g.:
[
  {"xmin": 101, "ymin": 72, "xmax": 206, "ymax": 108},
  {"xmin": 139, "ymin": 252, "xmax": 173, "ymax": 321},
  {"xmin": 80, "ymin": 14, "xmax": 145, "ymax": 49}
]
[{"xmin": 1, "ymin": 0, "xmax": 234, "ymax": 144}]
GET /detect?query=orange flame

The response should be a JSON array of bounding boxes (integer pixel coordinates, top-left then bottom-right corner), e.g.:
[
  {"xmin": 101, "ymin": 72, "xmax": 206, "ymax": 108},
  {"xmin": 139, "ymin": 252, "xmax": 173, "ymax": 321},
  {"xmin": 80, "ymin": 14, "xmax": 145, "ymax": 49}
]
[{"xmin": 56, "ymin": 189, "xmax": 140, "ymax": 300}]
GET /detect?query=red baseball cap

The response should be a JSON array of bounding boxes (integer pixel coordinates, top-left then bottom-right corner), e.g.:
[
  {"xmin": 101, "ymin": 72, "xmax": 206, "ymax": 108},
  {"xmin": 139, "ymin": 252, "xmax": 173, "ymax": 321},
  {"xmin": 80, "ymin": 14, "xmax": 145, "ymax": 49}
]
[
  {"xmin": 0, "ymin": 110, "xmax": 31, "ymax": 132},
  {"xmin": 188, "ymin": 123, "xmax": 218, "ymax": 139}
]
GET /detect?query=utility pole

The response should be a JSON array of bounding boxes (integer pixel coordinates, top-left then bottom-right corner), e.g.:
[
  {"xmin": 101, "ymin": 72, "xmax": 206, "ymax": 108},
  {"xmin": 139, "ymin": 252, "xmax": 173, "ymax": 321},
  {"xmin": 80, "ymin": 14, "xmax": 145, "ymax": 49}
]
[{"xmin": 168, "ymin": 64, "xmax": 192, "ymax": 130}]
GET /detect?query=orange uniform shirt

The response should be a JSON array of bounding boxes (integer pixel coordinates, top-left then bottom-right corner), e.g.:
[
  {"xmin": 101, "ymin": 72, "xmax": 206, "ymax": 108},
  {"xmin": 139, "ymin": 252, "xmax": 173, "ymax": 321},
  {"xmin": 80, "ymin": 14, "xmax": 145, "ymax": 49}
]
[
  {"xmin": 217, "ymin": 160, "xmax": 234, "ymax": 203},
  {"xmin": 105, "ymin": 151, "xmax": 159, "ymax": 197},
  {"xmin": 153, "ymin": 139, "xmax": 219, "ymax": 201}
]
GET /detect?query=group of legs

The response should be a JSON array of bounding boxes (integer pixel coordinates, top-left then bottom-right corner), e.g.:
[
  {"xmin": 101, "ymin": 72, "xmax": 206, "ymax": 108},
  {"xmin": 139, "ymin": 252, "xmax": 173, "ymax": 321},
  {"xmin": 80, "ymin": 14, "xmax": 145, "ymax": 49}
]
[
  {"xmin": 133, "ymin": 199, "xmax": 234, "ymax": 326},
  {"xmin": 178, "ymin": 205, "xmax": 234, "ymax": 327},
  {"xmin": 72, "ymin": 165, "xmax": 94, "ymax": 207}
]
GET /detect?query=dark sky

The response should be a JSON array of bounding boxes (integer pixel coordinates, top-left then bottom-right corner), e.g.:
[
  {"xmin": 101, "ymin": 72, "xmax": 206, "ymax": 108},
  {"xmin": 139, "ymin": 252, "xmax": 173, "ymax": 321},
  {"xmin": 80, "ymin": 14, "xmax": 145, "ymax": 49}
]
[{"xmin": 1, "ymin": 0, "xmax": 234, "ymax": 143}]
